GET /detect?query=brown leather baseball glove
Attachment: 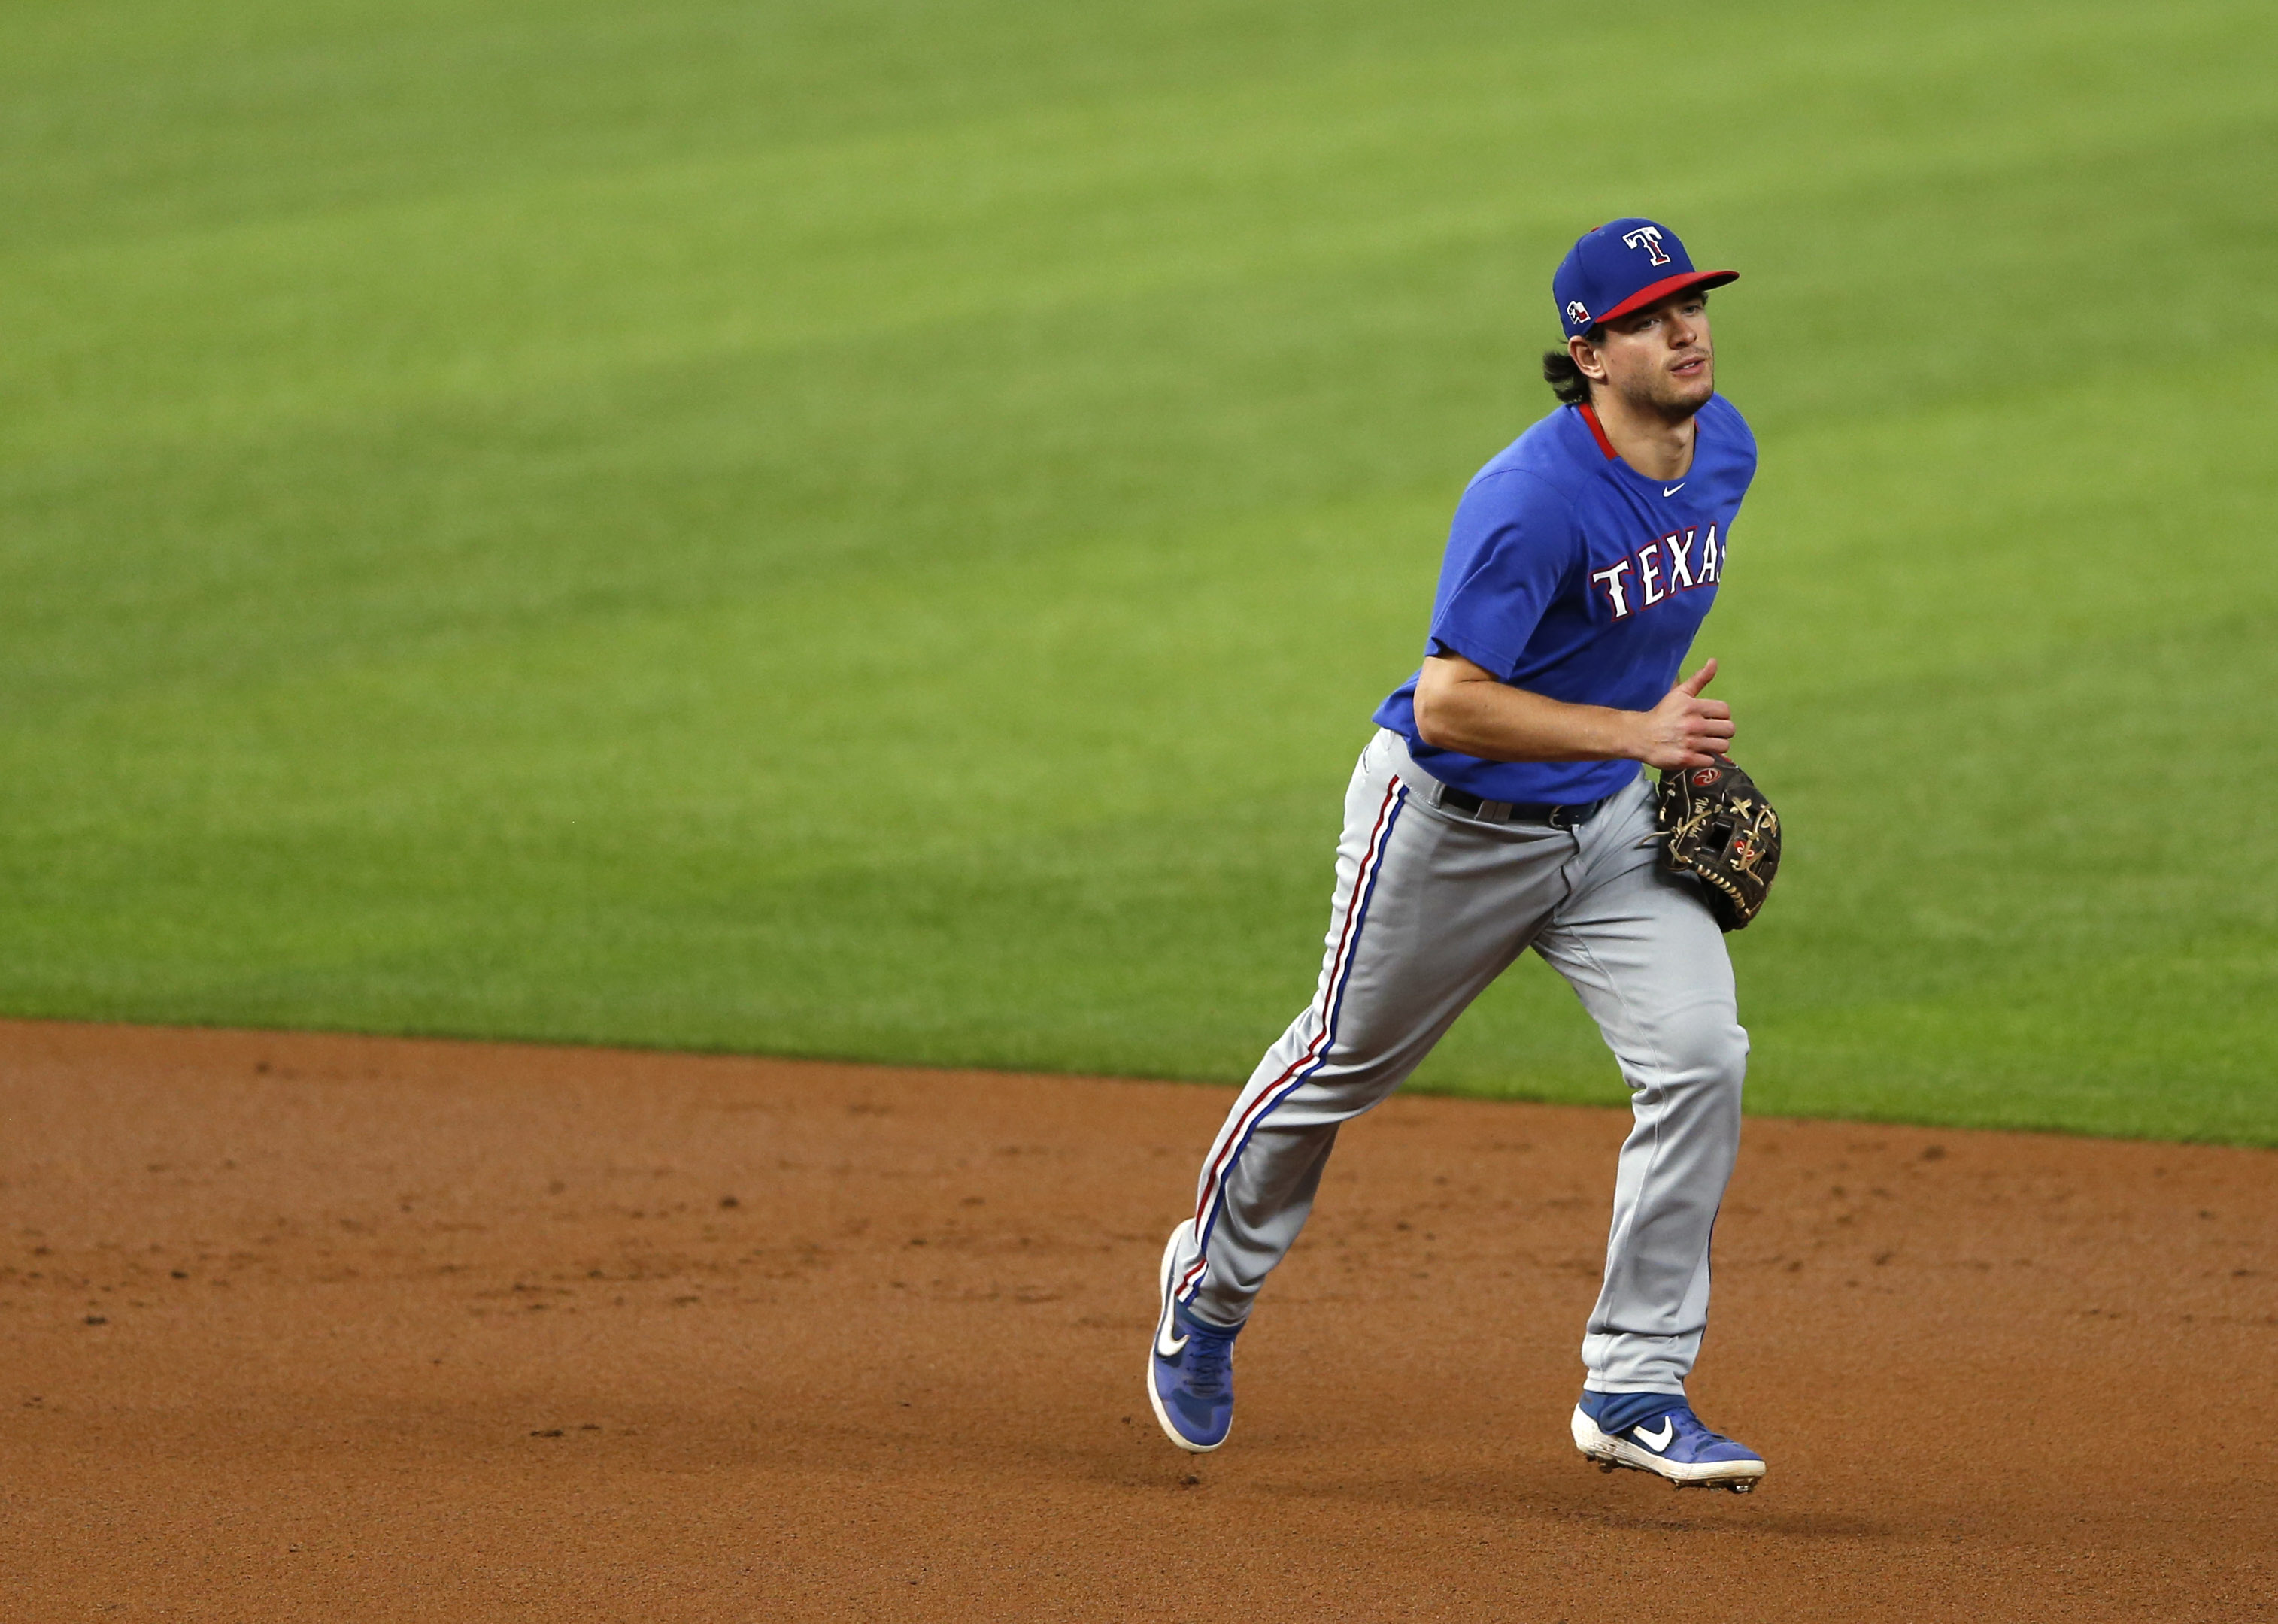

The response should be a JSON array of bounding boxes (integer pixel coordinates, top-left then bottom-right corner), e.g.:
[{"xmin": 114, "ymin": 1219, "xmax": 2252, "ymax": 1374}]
[{"xmin": 1655, "ymin": 757, "xmax": 1782, "ymax": 932}]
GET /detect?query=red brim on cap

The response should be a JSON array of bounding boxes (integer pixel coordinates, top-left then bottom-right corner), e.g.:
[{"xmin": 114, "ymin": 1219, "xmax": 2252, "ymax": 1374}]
[{"xmin": 1595, "ymin": 268, "xmax": 1740, "ymax": 326}]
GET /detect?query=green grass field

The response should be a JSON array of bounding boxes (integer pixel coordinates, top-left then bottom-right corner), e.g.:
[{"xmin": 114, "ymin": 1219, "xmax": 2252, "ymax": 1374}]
[{"xmin": 6, "ymin": 0, "xmax": 2275, "ymax": 1142}]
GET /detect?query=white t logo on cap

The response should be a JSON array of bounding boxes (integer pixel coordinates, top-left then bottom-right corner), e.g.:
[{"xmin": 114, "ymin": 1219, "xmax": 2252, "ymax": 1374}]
[{"xmin": 1622, "ymin": 226, "xmax": 1673, "ymax": 266}]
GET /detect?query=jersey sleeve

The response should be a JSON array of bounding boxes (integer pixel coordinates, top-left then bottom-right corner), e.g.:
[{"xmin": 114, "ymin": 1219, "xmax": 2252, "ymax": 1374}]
[
  {"xmin": 1422, "ymin": 469, "xmax": 1579, "ymax": 680},
  {"xmin": 1705, "ymin": 393, "xmax": 1759, "ymax": 492}
]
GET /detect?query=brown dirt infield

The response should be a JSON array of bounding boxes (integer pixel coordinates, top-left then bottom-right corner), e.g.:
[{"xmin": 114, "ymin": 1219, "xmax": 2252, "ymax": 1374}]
[{"xmin": 1, "ymin": 1019, "xmax": 2272, "ymax": 1621}]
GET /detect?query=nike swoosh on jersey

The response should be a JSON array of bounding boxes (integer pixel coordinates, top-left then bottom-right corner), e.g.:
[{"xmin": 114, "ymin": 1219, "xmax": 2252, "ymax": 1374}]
[
  {"xmin": 1633, "ymin": 1416, "xmax": 1676, "ymax": 1451},
  {"xmin": 1662, "ymin": 482, "xmax": 1685, "ymax": 497}
]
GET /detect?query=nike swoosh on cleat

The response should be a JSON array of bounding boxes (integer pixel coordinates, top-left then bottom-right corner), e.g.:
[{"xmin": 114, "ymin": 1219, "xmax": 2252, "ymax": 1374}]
[
  {"xmin": 1662, "ymin": 482, "xmax": 1685, "ymax": 497},
  {"xmin": 1155, "ymin": 1313, "xmax": 1188, "ymax": 1360},
  {"xmin": 1633, "ymin": 1416, "xmax": 1675, "ymax": 1451}
]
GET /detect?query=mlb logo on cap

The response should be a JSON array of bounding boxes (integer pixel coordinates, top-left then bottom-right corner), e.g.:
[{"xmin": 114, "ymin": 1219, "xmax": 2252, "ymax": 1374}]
[{"xmin": 1553, "ymin": 217, "xmax": 1738, "ymax": 339}]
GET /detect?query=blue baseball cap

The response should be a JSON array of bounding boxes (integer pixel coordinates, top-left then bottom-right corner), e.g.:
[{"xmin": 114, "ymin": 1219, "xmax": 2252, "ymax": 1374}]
[{"xmin": 1553, "ymin": 217, "xmax": 1737, "ymax": 340}]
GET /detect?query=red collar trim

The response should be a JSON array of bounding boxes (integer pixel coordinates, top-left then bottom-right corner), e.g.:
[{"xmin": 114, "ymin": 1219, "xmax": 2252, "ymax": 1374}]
[{"xmin": 1577, "ymin": 402, "xmax": 1619, "ymax": 461}]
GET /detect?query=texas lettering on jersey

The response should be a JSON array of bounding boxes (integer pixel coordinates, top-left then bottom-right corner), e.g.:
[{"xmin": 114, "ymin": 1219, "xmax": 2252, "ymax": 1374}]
[{"xmin": 1590, "ymin": 524, "xmax": 1724, "ymax": 620}]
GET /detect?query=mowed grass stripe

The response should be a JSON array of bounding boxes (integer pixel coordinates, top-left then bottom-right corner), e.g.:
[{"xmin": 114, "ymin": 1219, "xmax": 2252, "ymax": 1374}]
[{"xmin": 8, "ymin": 2, "xmax": 2270, "ymax": 459}]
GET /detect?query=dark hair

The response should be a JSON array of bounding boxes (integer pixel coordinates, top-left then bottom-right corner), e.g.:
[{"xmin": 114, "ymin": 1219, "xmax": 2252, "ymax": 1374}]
[{"xmin": 1541, "ymin": 339, "xmax": 1597, "ymax": 406}]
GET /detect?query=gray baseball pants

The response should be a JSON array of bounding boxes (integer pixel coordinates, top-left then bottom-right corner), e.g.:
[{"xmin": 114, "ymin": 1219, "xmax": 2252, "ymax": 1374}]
[{"xmin": 1169, "ymin": 729, "xmax": 1746, "ymax": 1394}]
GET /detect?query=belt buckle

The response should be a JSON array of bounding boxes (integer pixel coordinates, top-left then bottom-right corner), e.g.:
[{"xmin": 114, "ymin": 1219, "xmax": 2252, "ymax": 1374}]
[{"xmin": 1546, "ymin": 804, "xmax": 1577, "ymax": 831}]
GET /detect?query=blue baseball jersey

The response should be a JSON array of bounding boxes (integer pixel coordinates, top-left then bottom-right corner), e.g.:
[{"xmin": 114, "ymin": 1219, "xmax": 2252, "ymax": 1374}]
[{"xmin": 1372, "ymin": 395, "xmax": 1758, "ymax": 805}]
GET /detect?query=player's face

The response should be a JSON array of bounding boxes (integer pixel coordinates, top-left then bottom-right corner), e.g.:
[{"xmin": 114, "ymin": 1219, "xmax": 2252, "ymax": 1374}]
[{"xmin": 1579, "ymin": 292, "xmax": 1715, "ymax": 418}]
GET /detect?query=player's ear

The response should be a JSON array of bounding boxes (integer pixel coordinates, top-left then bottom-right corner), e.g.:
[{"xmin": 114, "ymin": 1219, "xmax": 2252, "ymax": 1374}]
[{"xmin": 1568, "ymin": 332, "xmax": 1608, "ymax": 383}]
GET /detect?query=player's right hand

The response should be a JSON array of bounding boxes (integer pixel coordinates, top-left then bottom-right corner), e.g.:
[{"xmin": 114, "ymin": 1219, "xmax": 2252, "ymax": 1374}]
[{"xmin": 1633, "ymin": 659, "xmax": 1734, "ymax": 769}]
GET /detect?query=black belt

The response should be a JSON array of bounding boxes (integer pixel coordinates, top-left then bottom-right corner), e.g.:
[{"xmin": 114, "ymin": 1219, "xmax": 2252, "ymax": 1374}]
[{"xmin": 1433, "ymin": 786, "xmax": 1608, "ymax": 829}]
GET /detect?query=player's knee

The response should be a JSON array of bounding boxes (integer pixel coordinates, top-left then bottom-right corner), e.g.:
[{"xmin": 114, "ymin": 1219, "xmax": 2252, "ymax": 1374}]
[
  {"xmin": 1661, "ymin": 1015, "xmax": 1748, "ymax": 1100},
  {"xmin": 1303, "ymin": 1017, "xmax": 1431, "ymax": 1106}
]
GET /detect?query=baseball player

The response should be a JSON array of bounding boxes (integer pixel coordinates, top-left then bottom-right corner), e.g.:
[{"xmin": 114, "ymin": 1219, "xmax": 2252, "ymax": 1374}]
[{"xmin": 1148, "ymin": 219, "xmax": 1767, "ymax": 1491}]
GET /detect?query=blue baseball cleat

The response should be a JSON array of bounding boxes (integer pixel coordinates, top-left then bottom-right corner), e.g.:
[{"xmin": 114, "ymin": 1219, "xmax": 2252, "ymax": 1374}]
[
  {"xmin": 1147, "ymin": 1223, "xmax": 1242, "ymax": 1453},
  {"xmin": 1572, "ymin": 1390, "xmax": 1766, "ymax": 1492}
]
